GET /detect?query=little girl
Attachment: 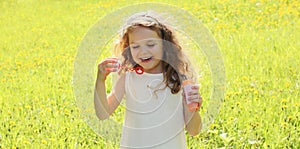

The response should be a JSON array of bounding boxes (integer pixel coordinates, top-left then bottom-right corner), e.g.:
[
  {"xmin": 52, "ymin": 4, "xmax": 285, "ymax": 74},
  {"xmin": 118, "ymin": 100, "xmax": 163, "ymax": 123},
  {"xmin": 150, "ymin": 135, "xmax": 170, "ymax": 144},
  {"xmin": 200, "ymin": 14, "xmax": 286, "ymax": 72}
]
[{"xmin": 94, "ymin": 11, "xmax": 202, "ymax": 149}]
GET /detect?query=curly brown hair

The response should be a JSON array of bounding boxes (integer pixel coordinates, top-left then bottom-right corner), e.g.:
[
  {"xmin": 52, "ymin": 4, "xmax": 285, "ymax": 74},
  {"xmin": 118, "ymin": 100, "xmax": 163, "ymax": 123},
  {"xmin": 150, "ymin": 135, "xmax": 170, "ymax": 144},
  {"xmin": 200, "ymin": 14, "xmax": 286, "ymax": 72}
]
[{"xmin": 115, "ymin": 11, "xmax": 195, "ymax": 94}]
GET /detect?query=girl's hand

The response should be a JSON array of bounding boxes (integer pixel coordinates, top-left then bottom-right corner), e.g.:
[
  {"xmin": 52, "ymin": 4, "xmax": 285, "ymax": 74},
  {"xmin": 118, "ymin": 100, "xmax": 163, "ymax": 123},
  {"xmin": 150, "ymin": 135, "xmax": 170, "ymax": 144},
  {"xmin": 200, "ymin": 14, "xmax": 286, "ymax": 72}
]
[
  {"xmin": 188, "ymin": 85, "xmax": 202, "ymax": 106},
  {"xmin": 97, "ymin": 58, "xmax": 119, "ymax": 81},
  {"xmin": 183, "ymin": 85, "xmax": 203, "ymax": 110}
]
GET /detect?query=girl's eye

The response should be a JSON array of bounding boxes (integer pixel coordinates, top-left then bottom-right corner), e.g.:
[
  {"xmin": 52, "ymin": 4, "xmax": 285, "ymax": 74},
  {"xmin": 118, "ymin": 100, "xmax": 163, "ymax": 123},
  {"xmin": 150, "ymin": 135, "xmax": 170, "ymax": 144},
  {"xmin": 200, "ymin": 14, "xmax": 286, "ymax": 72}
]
[
  {"xmin": 147, "ymin": 44, "xmax": 155, "ymax": 47},
  {"xmin": 131, "ymin": 45, "xmax": 140, "ymax": 49}
]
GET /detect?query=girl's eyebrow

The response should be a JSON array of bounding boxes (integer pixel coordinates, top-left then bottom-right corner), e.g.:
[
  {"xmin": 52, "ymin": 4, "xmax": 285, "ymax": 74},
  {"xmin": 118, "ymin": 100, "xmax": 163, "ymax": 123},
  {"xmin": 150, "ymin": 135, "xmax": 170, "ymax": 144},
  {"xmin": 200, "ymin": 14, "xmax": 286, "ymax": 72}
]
[
  {"xmin": 147, "ymin": 39, "xmax": 156, "ymax": 42},
  {"xmin": 130, "ymin": 38, "xmax": 159, "ymax": 44}
]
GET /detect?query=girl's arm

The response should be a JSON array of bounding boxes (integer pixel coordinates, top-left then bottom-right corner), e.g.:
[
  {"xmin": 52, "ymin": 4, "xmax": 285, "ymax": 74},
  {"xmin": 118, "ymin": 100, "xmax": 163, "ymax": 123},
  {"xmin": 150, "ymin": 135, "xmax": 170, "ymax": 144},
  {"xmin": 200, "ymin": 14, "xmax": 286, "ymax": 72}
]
[
  {"xmin": 182, "ymin": 85, "xmax": 202, "ymax": 136},
  {"xmin": 94, "ymin": 58, "xmax": 125, "ymax": 120},
  {"xmin": 183, "ymin": 101, "xmax": 202, "ymax": 136}
]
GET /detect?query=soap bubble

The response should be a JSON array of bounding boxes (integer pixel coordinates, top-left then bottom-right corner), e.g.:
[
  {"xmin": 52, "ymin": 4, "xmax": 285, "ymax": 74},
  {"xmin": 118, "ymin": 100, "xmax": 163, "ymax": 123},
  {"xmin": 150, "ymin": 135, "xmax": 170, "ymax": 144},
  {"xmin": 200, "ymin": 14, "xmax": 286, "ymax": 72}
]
[{"xmin": 73, "ymin": 2, "xmax": 225, "ymax": 147}]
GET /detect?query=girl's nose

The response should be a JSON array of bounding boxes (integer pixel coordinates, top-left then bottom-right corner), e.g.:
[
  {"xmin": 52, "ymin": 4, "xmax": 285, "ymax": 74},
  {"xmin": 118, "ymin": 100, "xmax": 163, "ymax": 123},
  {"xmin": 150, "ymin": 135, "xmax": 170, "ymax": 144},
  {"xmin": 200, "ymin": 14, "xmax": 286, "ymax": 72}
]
[{"xmin": 140, "ymin": 45, "xmax": 149, "ymax": 52}]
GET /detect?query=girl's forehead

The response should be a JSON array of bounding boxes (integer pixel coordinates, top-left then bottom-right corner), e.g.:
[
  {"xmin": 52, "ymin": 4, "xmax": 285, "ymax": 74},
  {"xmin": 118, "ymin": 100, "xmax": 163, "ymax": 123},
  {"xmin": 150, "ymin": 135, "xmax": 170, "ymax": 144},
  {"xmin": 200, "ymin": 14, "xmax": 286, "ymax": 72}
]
[
  {"xmin": 128, "ymin": 26, "xmax": 160, "ymax": 43},
  {"xmin": 129, "ymin": 38, "xmax": 161, "ymax": 44}
]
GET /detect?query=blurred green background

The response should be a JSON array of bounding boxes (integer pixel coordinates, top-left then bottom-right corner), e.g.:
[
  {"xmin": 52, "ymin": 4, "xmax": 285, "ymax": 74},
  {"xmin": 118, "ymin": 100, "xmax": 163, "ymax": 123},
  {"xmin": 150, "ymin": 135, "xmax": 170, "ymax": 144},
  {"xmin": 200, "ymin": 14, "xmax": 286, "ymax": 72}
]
[{"xmin": 0, "ymin": 0, "xmax": 299, "ymax": 148}]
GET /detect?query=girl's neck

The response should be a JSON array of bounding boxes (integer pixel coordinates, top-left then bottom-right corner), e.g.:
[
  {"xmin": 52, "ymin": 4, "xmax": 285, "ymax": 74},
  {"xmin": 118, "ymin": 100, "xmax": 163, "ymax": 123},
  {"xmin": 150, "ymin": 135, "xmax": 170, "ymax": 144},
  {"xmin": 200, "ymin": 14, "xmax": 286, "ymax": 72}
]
[{"xmin": 143, "ymin": 65, "xmax": 163, "ymax": 74}]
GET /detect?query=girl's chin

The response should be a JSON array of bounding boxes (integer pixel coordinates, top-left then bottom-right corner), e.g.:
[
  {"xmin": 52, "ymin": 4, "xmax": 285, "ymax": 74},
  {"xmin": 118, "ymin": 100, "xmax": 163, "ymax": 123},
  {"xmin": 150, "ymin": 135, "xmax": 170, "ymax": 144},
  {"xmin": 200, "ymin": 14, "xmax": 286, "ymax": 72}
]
[
  {"xmin": 140, "ymin": 65, "xmax": 163, "ymax": 73},
  {"xmin": 136, "ymin": 59, "xmax": 162, "ymax": 71},
  {"xmin": 137, "ymin": 61, "xmax": 152, "ymax": 68}
]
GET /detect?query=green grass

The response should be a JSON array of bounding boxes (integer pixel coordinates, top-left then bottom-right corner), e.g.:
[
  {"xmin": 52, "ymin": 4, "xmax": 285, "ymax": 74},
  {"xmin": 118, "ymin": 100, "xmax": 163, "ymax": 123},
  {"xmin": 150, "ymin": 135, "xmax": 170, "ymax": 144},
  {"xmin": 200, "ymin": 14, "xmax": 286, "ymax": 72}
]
[{"xmin": 1, "ymin": 0, "xmax": 299, "ymax": 148}]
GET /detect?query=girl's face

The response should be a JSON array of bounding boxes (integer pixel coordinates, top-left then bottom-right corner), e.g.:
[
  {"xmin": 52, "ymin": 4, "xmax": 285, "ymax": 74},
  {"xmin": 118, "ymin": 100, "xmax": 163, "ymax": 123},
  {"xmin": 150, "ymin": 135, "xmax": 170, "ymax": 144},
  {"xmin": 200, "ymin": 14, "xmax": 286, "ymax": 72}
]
[{"xmin": 128, "ymin": 26, "xmax": 163, "ymax": 74}]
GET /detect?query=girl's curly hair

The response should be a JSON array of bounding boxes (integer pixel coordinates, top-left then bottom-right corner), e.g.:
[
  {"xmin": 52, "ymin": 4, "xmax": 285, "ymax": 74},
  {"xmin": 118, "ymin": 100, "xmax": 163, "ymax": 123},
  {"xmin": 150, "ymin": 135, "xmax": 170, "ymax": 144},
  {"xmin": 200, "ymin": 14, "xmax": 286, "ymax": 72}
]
[{"xmin": 115, "ymin": 11, "xmax": 195, "ymax": 94}]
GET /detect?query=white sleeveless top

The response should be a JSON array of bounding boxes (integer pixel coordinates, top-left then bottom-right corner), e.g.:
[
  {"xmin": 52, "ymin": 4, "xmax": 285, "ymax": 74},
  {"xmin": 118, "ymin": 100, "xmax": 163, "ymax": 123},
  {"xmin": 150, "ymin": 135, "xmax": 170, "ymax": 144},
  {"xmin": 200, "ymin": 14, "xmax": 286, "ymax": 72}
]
[{"xmin": 120, "ymin": 72, "xmax": 186, "ymax": 149}]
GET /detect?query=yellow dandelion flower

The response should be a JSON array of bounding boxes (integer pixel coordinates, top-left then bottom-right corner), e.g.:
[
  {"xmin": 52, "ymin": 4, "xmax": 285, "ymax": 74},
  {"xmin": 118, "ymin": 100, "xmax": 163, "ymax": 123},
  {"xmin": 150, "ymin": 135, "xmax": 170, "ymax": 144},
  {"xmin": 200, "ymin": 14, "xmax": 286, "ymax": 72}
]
[
  {"xmin": 24, "ymin": 140, "xmax": 30, "ymax": 144},
  {"xmin": 242, "ymin": 76, "xmax": 249, "ymax": 81},
  {"xmin": 15, "ymin": 61, "xmax": 22, "ymax": 66},
  {"xmin": 229, "ymin": 116, "xmax": 234, "ymax": 121},
  {"xmin": 41, "ymin": 139, "xmax": 47, "ymax": 144},
  {"xmin": 10, "ymin": 121, "xmax": 15, "ymax": 125},
  {"xmin": 64, "ymin": 109, "xmax": 70, "ymax": 116},
  {"xmin": 281, "ymin": 105, "xmax": 288, "ymax": 110},
  {"xmin": 46, "ymin": 108, "xmax": 52, "ymax": 112},
  {"xmin": 281, "ymin": 98, "xmax": 287, "ymax": 104},
  {"xmin": 285, "ymin": 82, "xmax": 290, "ymax": 88},
  {"xmin": 210, "ymin": 123, "xmax": 219, "ymax": 129}
]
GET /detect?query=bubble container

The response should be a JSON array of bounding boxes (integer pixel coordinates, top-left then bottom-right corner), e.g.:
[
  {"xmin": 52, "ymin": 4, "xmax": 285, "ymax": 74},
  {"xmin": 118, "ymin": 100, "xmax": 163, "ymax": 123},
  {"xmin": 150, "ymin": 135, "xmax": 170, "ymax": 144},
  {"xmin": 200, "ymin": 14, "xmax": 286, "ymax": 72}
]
[{"xmin": 183, "ymin": 80, "xmax": 200, "ymax": 112}]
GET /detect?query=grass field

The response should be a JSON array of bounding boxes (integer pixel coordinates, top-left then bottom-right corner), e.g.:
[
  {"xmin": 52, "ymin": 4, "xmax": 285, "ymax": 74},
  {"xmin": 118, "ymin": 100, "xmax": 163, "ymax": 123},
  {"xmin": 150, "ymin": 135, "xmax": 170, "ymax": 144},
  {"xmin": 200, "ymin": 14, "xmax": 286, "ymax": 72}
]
[{"xmin": 0, "ymin": 0, "xmax": 299, "ymax": 148}]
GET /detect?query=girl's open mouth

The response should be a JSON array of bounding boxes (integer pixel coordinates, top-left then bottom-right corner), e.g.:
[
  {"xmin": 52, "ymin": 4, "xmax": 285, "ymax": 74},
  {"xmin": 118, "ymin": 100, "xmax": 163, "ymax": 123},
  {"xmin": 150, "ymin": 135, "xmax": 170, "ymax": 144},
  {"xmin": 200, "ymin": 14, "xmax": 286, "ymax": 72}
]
[{"xmin": 140, "ymin": 57, "xmax": 153, "ymax": 63}]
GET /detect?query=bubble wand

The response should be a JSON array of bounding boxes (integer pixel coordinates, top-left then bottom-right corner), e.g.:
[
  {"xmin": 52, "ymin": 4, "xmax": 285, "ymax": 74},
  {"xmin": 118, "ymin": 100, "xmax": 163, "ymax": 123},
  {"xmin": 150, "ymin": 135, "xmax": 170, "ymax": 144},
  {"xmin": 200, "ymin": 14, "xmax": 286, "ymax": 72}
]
[{"xmin": 115, "ymin": 59, "xmax": 144, "ymax": 75}]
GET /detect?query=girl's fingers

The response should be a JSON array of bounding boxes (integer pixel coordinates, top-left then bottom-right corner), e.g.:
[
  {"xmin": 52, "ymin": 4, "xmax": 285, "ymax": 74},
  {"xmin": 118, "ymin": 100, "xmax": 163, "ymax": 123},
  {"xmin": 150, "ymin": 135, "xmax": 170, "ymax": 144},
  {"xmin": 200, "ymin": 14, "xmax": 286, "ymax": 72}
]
[
  {"xmin": 191, "ymin": 85, "xmax": 199, "ymax": 90},
  {"xmin": 99, "ymin": 66, "xmax": 118, "ymax": 73},
  {"xmin": 188, "ymin": 94, "xmax": 202, "ymax": 102},
  {"xmin": 188, "ymin": 90, "xmax": 199, "ymax": 96},
  {"xmin": 98, "ymin": 63, "xmax": 118, "ymax": 69},
  {"xmin": 98, "ymin": 58, "xmax": 119, "ymax": 72},
  {"xmin": 188, "ymin": 95, "xmax": 199, "ymax": 100},
  {"xmin": 105, "ymin": 63, "xmax": 119, "ymax": 68},
  {"xmin": 187, "ymin": 85, "xmax": 201, "ymax": 100},
  {"xmin": 186, "ymin": 85, "xmax": 203, "ymax": 108},
  {"xmin": 101, "ymin": 59, "xmax": 119, "ymax": 65}
]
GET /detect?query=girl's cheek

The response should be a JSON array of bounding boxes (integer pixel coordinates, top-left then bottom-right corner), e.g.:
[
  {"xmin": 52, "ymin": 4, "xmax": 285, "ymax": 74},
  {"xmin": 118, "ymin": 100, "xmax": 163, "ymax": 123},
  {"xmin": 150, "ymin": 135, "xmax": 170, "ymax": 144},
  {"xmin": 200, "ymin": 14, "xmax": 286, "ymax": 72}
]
[
  {"xmin": 130, "ymin": 51, "xmax": 139, "ymax": 63},
  {"xmin": 130, "ymin": 49, "xmax": 137, "ymax": 56},
  {"xmin": 131, "ymin": 52, "xmax": 137, "ymax": 59}
]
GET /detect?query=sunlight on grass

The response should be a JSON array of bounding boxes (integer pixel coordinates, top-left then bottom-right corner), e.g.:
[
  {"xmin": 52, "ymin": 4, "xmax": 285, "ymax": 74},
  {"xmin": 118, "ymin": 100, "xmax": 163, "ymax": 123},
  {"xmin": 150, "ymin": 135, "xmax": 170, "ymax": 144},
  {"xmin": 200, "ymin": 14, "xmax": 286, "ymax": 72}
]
[{"xmin": 0, "ymin": 0, "xmax": 299, "ymax": 148}]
